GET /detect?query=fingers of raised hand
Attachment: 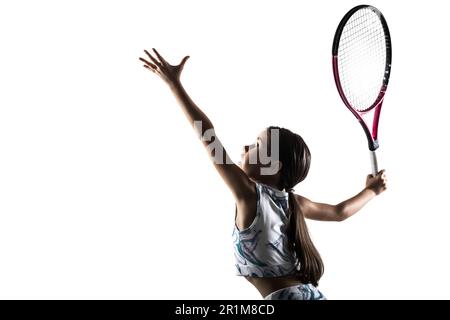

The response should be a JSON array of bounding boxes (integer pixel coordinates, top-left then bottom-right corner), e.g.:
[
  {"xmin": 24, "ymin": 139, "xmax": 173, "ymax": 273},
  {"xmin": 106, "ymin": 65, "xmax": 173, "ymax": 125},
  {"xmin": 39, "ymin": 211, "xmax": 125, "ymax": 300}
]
[
  {"xmin": 139, "ymin": 57, "xmax": 156, "ymax": 68},
  {"xmin": 180, "ymin": 55, "xmax": 190, "ymax": 66},
  {"xmin": 143, "ymin": 64, "xmax": 158, "ymax": 73},
  {"xmin": 139, "ymin": 57, "xmax": 159, "ymax": 74},
  {"xmin": 144, "ymin": 49, "xmax": 164, "ymax": 68},
  {"xmin": 152, "ymin": 48, "xmax": 169, "ymax": 66}
]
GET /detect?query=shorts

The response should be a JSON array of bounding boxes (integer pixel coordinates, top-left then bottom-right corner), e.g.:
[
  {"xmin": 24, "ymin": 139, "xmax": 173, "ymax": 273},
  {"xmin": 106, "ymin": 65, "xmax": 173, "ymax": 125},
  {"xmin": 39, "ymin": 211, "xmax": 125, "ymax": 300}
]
[{"xmin": 264, "ymin": 283, "xmax": 326, "ymax": 300}]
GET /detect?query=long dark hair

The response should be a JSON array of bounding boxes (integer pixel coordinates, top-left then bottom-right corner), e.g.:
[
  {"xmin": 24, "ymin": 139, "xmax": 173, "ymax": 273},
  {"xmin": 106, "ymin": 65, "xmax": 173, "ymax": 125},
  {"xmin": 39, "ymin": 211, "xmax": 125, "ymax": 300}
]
[{"xmin": 267, "ymin": 126, "xmax": 324, "ymax": 286}]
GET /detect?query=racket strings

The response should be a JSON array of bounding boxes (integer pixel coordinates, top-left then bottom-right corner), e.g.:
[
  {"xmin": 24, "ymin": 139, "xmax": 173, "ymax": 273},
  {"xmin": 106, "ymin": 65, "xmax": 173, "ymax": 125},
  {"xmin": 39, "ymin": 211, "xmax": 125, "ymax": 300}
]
[{"xmin": 337, "ymin": 8, "xmax": 387, "ymax": 112}]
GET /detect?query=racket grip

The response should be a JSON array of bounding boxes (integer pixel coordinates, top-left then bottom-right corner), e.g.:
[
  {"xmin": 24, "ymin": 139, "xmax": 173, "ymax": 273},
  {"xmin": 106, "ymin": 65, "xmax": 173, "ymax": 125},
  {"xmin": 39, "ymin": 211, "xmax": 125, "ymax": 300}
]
[{"xmin": 370, "ymin": 150, "xmax": 378, "ymax": 176}]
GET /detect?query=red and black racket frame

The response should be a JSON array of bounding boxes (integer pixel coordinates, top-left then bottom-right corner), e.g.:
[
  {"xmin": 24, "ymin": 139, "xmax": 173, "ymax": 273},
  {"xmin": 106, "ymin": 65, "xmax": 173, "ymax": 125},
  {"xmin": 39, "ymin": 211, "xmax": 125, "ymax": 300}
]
[{"xmin": 332, "ymin": 5, "xmax": 392, "ymax": 175}]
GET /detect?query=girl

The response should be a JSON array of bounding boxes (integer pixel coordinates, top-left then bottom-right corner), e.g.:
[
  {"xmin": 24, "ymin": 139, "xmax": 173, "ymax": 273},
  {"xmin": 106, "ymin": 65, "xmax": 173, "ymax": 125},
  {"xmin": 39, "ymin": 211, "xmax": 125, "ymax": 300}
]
[{"xmin": 139, "ymin": 49, "xmax": 387, "ymax": 300}]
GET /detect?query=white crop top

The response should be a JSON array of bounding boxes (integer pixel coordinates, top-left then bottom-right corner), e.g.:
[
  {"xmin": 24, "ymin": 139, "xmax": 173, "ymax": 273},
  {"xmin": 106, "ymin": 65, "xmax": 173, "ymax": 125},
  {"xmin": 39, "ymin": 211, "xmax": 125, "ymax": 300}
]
[{"xmin": 232, "ymin": 182, "xmax": 299, "ymax": 277}]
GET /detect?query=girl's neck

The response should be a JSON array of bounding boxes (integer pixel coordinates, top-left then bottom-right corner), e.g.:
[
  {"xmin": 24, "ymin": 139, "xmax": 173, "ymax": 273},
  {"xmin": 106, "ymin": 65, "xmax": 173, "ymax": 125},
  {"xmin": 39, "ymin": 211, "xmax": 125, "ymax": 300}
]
[{"xmin": 251, "ymin": 178, "xmax": 282, "ymax": 191}]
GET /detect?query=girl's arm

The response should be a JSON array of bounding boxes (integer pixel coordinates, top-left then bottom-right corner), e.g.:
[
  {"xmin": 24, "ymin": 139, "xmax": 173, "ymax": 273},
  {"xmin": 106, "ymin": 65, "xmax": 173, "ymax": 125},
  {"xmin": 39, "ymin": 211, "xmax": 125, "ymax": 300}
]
[
  {"xmin": 139, "ymin": 49, "xmax": 255, "ymax": 201},
  {"xmin": 296, "ymin": 170, "xmax": 387, "ymax": 222}
]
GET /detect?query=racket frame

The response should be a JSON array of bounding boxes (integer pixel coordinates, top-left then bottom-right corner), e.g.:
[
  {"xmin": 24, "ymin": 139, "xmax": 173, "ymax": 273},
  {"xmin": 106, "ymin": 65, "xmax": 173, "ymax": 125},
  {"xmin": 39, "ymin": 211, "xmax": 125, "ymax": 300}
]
[{"xmin": 332, "ymin": 4, "xmax": 392, "ymax": 152}]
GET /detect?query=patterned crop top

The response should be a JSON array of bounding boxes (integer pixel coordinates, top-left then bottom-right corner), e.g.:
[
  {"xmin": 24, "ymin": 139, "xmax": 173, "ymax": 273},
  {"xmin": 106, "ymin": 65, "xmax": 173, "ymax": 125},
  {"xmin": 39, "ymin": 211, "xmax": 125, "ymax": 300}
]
[{"xmin": 232, "ymin": 182, "xmax": 299, "ymax": 277}]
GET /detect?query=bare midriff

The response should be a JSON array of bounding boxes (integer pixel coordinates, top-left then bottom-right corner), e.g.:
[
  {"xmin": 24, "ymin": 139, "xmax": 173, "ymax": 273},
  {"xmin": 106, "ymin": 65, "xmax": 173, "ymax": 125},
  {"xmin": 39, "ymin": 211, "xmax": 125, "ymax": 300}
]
[{"xmin": 245, "ymin": 274, "xmax": 303, "ymax": 298}]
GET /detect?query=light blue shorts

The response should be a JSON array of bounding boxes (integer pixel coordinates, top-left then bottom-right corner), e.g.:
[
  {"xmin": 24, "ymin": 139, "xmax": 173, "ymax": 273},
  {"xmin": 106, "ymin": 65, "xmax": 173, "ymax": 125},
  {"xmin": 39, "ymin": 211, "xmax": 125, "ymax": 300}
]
[{"xmin": 264, "ymin": 283, "xmax": 326, "ymax": 300}]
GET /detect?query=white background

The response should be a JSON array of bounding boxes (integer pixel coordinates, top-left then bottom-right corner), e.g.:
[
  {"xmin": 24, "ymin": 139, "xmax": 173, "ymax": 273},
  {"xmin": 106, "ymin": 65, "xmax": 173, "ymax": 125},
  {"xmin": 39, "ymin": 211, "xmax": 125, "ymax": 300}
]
[{"xmin": 0, "ymin": 0, "xmax": 449, "ymax": 299}]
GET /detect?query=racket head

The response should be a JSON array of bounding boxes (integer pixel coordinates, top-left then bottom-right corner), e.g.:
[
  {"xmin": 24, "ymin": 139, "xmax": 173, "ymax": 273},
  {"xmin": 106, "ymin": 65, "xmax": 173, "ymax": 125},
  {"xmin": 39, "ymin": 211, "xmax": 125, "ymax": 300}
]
[{"xmin": 332, "ymin": 5, "xmax": 392, "ymax": 150}]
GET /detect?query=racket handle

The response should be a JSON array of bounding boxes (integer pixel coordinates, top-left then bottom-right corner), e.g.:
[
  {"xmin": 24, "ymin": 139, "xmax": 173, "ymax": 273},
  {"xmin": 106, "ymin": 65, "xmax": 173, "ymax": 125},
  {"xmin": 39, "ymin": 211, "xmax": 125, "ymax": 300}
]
[{"xmin": 370, "ymin": 150, "xmax": 378, "ymax": 176}]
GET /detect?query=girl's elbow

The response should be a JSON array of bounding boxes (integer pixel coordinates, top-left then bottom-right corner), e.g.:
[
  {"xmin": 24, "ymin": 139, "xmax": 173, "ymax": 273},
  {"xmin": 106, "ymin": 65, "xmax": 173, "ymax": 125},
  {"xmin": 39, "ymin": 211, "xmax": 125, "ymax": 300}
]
[
  {"xmin": 336, "ymin": 213, "xmax": 347, "ymax": 222},
  {"xmin": 335, "ymin": 204, "xmax": 349, "ymax": 222}
]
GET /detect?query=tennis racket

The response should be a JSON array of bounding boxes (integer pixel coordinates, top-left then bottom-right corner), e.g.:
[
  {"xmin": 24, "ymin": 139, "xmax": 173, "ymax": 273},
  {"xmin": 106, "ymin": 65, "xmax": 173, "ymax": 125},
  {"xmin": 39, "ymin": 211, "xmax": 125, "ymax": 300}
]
[{"xmin": 332, "ymin": 5, "xmax": 392, "ymax": 176}]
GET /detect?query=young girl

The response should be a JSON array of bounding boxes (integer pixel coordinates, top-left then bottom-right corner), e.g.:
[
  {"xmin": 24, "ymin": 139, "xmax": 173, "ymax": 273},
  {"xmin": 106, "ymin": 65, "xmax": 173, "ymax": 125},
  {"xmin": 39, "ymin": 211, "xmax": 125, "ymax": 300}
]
[{"xmin": 139, "ymin": 49, "xmax": 387, "ymax": 300}]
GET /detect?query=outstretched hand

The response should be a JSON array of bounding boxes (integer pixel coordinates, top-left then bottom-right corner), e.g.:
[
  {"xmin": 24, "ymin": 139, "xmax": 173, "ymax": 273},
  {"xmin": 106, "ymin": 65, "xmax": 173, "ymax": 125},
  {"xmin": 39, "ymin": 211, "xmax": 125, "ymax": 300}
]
[
  {"xmin": 366, "ymin": 169, "xmax": 387, "ymax": 195},
  {"xmin": 139, "ymin": 48, "xmax": 190, "ymax": 85}
]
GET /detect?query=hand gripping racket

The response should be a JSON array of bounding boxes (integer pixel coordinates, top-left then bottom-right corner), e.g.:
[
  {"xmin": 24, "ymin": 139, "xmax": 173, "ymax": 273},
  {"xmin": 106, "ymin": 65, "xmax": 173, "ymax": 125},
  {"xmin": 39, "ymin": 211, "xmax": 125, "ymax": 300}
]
[{"xmin": 332, "ymin": 5, "xmax": 392, "ymax": 176}]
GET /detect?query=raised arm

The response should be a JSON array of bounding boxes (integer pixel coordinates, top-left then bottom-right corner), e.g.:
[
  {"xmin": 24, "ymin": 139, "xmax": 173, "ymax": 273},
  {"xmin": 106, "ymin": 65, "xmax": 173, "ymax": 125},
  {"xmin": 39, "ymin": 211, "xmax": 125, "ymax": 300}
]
[
  {"xmin": 297, "ymin": 170, "xmax": 387, "ymax": 222},
  {"xmin": 139, "ymin": 49, "xmax": 254, "ymax": 201}
]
